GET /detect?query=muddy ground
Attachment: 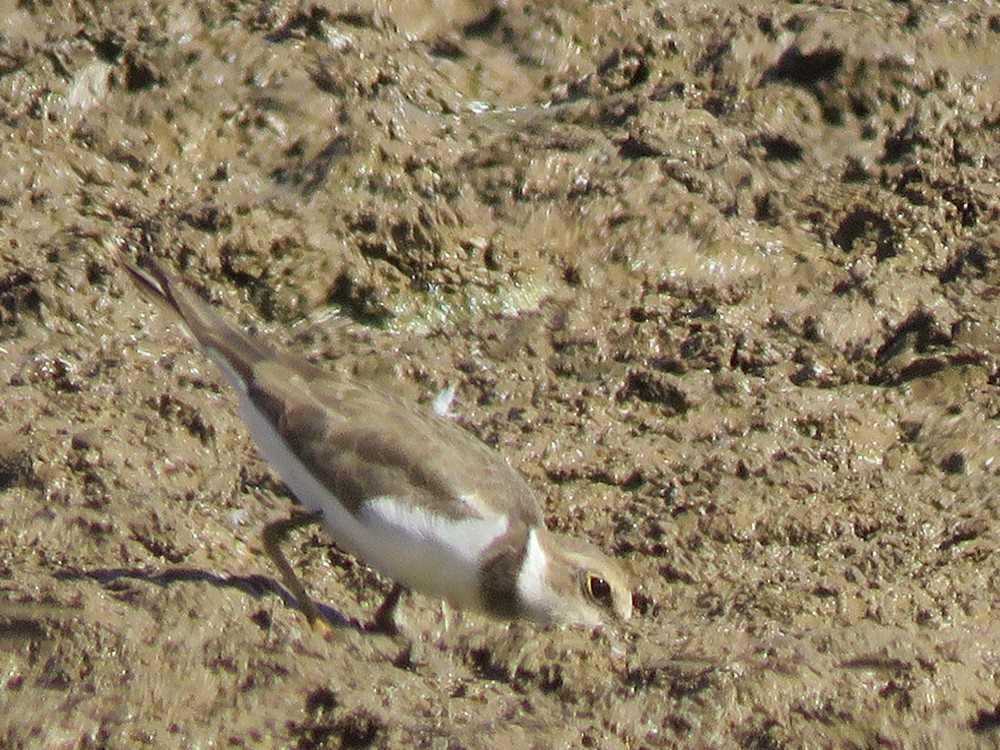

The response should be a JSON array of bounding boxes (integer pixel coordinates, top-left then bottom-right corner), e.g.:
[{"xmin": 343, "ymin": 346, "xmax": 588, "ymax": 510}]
[{"xmin": 1, "ymin": 1, "xmax": 1000, "ymax": 747}]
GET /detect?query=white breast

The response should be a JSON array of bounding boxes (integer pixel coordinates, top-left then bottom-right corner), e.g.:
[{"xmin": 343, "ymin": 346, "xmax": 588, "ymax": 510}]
[{"xmin": 359, "ymin": 497, "xmax": 508, "ymax": 610}]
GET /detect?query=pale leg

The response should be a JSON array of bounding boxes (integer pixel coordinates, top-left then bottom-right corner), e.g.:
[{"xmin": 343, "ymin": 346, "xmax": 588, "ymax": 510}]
[{"xmin": 262, "ymin": 509, "xmax": 329, "ymax": 630}]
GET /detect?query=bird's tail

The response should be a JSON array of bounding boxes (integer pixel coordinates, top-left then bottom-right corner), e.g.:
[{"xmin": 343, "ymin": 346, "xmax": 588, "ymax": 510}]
[{"xmin": 113, "ymin": 238, "xmax": 275, "ymax": 382}]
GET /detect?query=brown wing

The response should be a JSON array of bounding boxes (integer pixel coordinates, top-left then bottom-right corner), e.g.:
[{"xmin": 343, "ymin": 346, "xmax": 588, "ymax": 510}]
[{"xmin": 247, "ymin": 360, "xmax": 545, "ymax": 526}]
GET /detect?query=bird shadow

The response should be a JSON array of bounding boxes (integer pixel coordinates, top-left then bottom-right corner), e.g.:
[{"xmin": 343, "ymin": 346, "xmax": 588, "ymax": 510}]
[{"xmin": 53, "ymin": 566, "xmax": 352, "ymax": 630}]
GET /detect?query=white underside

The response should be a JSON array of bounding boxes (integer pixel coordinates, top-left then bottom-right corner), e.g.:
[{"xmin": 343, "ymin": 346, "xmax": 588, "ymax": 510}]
[{"xmin": 210, "ymin": 353, "xmax": 510, "ymax": 611}]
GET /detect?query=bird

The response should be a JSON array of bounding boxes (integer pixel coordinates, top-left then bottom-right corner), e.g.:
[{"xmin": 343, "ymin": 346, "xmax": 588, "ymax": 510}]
[{"xmin": 118, "ymin": 248, "xmax": 633, "ymax": 633}]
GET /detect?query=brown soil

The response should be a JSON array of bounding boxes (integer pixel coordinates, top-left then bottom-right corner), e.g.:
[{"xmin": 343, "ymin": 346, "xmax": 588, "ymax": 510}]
[{"xmin": 2, "ymin": 1, "xmax": 1000, "ymax": 747}]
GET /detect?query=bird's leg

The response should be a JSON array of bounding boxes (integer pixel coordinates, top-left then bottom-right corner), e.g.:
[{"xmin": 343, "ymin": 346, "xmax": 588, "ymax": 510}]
[
  {"xmin": 265, "ymin": 510, "xmax": 406, "ymax": 637},
  {"xmin": 368, "ymin": 582, "xmax": 406, "ymax": 636},
  {"xmin": 262, "ymin": 509, "xmax": 329, "ymax": 631}
]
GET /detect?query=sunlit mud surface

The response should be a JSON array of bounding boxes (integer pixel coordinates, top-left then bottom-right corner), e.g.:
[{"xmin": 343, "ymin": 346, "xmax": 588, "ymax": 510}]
[{"xmin": 2, "ymin": 1, "xmax": 1000, "ymax": 747}]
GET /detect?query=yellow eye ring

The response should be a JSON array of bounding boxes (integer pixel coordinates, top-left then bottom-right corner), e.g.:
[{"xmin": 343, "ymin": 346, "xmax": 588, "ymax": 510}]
[{"xmin": 585, "ymin": 573, "xmax": 612, "ymax": 606}]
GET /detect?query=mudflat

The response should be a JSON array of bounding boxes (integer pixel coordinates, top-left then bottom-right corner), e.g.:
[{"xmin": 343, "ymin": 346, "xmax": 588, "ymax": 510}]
[{"xmin": 1, "ymin": 2, "xmax": 999, "ymax": 747}]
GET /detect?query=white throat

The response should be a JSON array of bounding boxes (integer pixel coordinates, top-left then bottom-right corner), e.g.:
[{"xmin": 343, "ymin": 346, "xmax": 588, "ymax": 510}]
[{"xmin": 514, "ymin": 529, "xmax": 553, "ymax": 621}]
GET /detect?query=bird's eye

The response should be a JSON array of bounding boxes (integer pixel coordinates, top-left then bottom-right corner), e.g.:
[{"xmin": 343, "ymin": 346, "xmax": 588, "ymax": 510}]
[{"xmin": 584, "ymin": 573, "xmax": 613, "ymax": 607}]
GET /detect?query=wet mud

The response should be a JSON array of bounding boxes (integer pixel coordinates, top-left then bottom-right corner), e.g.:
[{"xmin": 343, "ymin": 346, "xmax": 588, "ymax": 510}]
[{"xmin": 2, "ymin": 1, "xmax": 1000, "ymax": 747}]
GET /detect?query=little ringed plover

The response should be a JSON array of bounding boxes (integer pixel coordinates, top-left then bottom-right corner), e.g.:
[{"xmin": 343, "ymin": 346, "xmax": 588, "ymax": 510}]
[{"xmin": 119, "ymin": 250, "xmax": 633, "ymax": 632}]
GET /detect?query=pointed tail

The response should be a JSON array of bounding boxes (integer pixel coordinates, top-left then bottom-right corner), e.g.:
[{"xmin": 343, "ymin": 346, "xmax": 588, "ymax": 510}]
[{"xmin": 115, "ymin": 240, "xmax": 275, "ymax": 384}]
